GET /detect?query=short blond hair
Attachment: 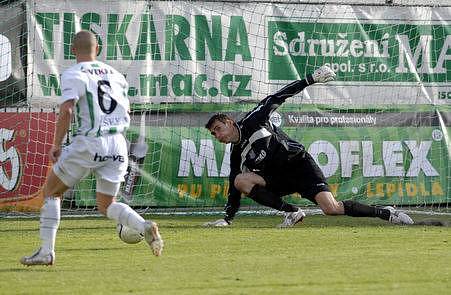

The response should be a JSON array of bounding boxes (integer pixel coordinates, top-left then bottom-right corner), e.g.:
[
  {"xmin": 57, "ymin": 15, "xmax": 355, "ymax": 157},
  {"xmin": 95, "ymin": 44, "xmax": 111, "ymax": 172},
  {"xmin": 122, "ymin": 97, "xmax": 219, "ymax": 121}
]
[{"xmin": 72, "ymin": 30, "xmax": 97, "ymax": 55}]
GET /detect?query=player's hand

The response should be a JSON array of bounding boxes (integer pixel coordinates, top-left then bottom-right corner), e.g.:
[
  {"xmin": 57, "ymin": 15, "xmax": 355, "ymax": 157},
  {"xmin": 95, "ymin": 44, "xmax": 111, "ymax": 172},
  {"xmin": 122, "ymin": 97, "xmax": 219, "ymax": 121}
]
[
  {"xmin": 49, "ymin": 145, "xmax": 62, "ymax": 163},
  {"xmin": 312, "ymin": 65, "xmax": 336, "ymax": 83},
  {"xmin": 203, "ymin": 219, "xmax": 230, "ymax": 227}
]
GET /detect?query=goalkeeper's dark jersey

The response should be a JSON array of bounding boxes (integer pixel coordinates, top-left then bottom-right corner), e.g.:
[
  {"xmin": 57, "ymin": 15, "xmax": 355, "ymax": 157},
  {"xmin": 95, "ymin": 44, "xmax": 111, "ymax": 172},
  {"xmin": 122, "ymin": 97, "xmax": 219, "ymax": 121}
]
[{"xmin": 224, "ymin": 76, "xmax": 315, "ymax": 222}]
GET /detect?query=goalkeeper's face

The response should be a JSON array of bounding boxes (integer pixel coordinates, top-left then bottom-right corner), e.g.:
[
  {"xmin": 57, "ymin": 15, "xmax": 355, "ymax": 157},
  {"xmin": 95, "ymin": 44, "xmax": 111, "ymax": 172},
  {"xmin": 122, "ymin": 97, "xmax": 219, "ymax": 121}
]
[{"xmin": 209, "ymin": 119, "xmax": 238, "ymax": 144}]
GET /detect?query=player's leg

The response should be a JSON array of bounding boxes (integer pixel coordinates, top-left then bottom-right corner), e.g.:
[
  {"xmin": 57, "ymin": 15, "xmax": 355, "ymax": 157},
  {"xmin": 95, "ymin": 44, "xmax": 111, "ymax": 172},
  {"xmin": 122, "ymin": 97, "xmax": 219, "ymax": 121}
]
[
  {"xmin": 314, "ymin": 191, "xmax": 344, "ymax": 215},
  {"xmin": 96, "ymin": 134, "xmax": 163, "ymax": 256},
  {"xmin": 96, "ymin": 178, "xmax": 163, "ymax": 256},
  {"xmin": 316, "ymin": 192, "xmax": 392, "ymax": 219},
  {"xmin": 314, "ymin": 190, "xmax": 390, "ymax": 218},
  {"xmin": 41, "ymin": 173, "xmax": 67, "ymax": 251},
  {"xmin": 342, "ymin": 199, "xmax": 413, "ymax": 224},
  {"xmin": 314, "ymin": 192, "xmax": 413, "ymax": 224},
  {"xmin": 301, "ymin": 153, "xmax": 389, "ymax": 218},
  {"xmin": 20, "ymin": 171, "xmax": 68, "ymax": 266},
  {"xmin": 299, "ymin": 151, "xmax": 413, "ymax": 224},
  {"xmin": 235, "ymin": 172, "xmax": 300, "ymax": 213},
  {"xmin": 233, "ymin": 172, "xmax": 265, "ymax": 194},
  {"xmin": 234, "ymin": 172, "xmax": 305, "ymax": 227},
  {"xmin": 97, "ymin": 194, "xmax": 147, "ymax": 232},
  {"xmin": 20, "ymin": 140, "xmax": 88, "ymax": 266}
]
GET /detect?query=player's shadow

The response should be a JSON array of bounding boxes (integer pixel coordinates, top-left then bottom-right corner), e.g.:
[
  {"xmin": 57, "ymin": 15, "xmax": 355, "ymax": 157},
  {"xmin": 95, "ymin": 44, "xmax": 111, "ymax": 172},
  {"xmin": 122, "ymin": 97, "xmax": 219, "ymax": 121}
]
[
  {"xmin": 0, "ymin": 226, "xmax": 117, "ymax": 233},
  {"xmin": 0, "ymin": 268, "xmax": 55, "ymax": 273},
  {"xmin": 60, "ymin": 247, "xmax": 124, "ymax": 251}
]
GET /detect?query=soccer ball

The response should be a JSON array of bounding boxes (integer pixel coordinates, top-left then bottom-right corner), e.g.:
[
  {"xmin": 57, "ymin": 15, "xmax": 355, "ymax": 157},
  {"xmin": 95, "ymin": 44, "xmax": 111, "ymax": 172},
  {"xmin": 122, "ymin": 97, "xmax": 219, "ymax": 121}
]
[{"xmin": 116, "ymin": 224, "xmax": 144, "ymax": 244}]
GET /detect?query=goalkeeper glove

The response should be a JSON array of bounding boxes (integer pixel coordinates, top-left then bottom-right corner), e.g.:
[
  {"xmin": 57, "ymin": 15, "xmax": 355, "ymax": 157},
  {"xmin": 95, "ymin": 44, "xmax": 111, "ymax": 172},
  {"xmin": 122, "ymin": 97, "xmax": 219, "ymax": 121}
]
[
  {"xmin": 203, "ymin": 219, "xmax": 230, "ymax": 227},
  {"xmin": 312, "ymin": 65, "xmax": 336, "ymax": 83}
]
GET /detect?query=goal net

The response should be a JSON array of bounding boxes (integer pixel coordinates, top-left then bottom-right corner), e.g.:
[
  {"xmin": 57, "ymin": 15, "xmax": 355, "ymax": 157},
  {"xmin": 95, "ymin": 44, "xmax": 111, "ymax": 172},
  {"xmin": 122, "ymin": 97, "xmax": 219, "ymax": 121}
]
[{"xmin": 0, "ymin": 0, "xmax": 450, "ymax": 216}]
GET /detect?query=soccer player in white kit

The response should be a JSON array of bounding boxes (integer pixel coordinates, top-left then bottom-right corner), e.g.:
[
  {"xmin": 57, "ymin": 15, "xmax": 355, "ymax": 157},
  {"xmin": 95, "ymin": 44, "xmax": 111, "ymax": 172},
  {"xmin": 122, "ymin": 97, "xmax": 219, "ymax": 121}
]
[{"xmin": 20, "ymin": 30, "xmax": 163, "ymax": 266}]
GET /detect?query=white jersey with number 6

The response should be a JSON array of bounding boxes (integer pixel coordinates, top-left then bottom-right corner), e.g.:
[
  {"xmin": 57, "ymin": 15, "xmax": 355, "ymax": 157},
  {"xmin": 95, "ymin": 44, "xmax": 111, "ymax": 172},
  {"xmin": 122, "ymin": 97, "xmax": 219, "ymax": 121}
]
[{"xmin": 60, "ymin": 61, "xmax": 130, "ymax": 137}]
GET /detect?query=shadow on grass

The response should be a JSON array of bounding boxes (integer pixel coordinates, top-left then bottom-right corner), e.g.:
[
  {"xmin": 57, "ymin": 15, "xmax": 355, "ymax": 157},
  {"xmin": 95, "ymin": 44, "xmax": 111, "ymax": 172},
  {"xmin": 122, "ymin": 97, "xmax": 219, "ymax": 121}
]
[
  {"xmin": 0, "ymin": 268, "xmax": 55, "ymax": 273},
  {"xmin": 2, "ymin": 215, "xmax": 449, "ymax": 233},
  {"xmin": 159, "ymin": 216, "xmax": 392, "ymax": 229},
  {"xmin": 160, "ymin": 215, "xmax": 451, "ymax": 229},
  {"xmin": 0, "ymin": 226, "xmax": 116, "ymax": 233},
  {"xmin": 60, "ymin": 247, "xmax": 124, "ymax": 251}
]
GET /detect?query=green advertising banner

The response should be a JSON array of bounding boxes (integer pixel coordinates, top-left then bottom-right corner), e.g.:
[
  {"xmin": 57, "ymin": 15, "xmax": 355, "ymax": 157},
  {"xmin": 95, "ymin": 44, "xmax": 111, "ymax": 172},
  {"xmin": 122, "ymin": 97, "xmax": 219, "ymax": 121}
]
[
  {"xmin": 29, "ymin": 1, "xmax": 451, "ymax": 106},
  {"xmin": 268, "ymin": 22, "xmax": 451, "ymax": 83},
  {"xmin": 74, "ymin": 106, "xmax": 450, "ymax": 208}
]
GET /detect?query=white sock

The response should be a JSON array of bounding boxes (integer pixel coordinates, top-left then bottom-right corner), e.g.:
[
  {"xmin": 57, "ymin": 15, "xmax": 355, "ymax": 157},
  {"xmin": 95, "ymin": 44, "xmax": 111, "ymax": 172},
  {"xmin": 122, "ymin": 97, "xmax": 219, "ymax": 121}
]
[
  {"xmin": 40, "ymin": 197, "xmax": 60, "ymax": 254},
  {"xmin": 106, "ymin": 202, "xmax": 146, "ymax": 233}
]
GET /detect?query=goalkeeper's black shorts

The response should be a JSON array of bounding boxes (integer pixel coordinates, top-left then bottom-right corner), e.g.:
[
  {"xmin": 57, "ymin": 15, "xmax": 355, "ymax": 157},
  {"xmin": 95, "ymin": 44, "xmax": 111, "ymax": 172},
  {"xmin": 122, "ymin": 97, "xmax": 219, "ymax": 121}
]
[{"xmin": 263, "ymin": 151, "xmax": 330, "ymax": 204}]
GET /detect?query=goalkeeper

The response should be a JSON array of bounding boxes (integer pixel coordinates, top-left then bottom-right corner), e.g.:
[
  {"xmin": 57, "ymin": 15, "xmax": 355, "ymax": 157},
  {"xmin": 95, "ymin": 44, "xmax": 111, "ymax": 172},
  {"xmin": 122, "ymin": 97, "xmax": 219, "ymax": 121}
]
[{"xmin": 204, "ymin": 66, "xmax": 414, "ymax": 227}]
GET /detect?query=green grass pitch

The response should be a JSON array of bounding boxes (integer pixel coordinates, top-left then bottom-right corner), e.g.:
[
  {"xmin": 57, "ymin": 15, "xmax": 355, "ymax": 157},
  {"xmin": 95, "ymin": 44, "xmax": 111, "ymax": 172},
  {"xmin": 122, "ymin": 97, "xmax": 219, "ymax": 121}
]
[{"xmin": 0, "ymin": 214, "xmax": 450, "ymax": 294}]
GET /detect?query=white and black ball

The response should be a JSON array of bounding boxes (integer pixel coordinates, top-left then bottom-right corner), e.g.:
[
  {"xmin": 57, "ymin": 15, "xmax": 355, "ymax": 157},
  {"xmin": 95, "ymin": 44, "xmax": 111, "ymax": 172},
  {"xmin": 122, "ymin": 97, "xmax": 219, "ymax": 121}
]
[{"xmin": 116, "ymin": 224, "xmax": 144, "ymax": 244}]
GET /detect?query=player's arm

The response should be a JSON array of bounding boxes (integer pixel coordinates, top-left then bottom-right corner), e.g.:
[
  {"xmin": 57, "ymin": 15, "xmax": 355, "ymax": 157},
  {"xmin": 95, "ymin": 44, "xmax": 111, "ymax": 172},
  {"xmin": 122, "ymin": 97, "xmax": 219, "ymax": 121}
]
[
  {"xmin": 223, "ymin": 174, "xmax": 241, "ymax": 224},
  {"xmin": 204, "ymin": 172, "xmax": 241, "ymax": 227},
  {"xmin": 50, "ymin": 71, "xmax": 82, "ymax": 163},
  {"xmin": 54, "ymin": 100, "xmax": 75, "ymax": 147},
  {"xmin": 242, "ymin": 65, "xmax": 335, "ymax": 122},
  {"xmin": 204, "ymin": 159, "xmax": 241, "ymax": 227},
  {"xmin": 49, "ymin": 100, "xmax": 75, "ymax": 163}
]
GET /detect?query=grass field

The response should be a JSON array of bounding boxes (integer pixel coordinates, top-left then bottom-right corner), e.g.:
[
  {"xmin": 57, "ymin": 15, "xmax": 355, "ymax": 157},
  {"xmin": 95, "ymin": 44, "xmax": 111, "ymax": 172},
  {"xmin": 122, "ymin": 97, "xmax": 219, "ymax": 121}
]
[{"xmin": 0, "ymin": 214, "xmax": 450, "ymax": 295}]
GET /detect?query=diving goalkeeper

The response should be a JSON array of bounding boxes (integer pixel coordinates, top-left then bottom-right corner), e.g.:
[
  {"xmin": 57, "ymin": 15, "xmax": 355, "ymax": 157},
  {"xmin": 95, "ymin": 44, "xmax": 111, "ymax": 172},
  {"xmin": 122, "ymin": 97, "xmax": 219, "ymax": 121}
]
[{"xmin": 204, "ymin": 65, "xmax": 414, "ymax": 227}]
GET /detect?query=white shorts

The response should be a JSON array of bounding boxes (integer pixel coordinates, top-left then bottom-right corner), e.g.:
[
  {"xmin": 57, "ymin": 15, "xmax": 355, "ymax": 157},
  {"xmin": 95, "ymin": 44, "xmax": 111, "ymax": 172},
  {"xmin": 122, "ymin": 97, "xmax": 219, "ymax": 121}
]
[{"xmin": 53, "ymin": 134, "xmax": 128, "ymax": 196}]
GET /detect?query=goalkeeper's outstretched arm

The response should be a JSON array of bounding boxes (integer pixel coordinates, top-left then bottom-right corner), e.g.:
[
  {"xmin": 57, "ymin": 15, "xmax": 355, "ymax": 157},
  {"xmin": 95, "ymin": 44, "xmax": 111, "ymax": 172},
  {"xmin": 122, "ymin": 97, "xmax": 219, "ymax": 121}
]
[{"xmin": 241, "ymin": 65, "xmax": 336, "ymax": 124}]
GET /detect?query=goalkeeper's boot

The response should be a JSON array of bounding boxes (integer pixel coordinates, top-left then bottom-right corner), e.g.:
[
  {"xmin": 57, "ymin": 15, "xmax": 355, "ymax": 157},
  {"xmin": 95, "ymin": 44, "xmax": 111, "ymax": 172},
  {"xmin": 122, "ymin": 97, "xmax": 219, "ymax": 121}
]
[
  {"xmin": 279, "ymin": 208, "xmax": 306, "ymax": 228},
  {"xmin": 20, "ymin": 248, "xmax": 54, "ymax": 266},
  {"xmin": 144, "ymin": 221, "xmax": 164, "ymax": 256},
  {"xmin": 384, "ymin": 206, "xmax": 414, "ymax": 225}
]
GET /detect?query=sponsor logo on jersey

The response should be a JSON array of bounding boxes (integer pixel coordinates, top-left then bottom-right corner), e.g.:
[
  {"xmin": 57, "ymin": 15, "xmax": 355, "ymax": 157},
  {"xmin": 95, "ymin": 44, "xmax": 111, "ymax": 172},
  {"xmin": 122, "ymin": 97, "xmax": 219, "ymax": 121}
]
[
  {"xmin": 269, "ymin": 111, "xmax": 282, "ymax": 127},
  {"xmin": 93, "ymin": 153, "xmax": 125, "ymax": 162},
  {"xmin": 83, "ymin": 68, "xmax": 114, "ymax": 75},
  {"xmin": 255, "ymin": 150, "xmax": 267, "ymax": 163}
]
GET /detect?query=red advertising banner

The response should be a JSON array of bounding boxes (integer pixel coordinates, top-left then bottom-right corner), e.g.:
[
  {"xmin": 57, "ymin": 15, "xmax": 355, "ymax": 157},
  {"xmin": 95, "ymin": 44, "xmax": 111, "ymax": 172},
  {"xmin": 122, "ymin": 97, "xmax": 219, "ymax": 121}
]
[{"xmin": 0, "ymin": 112, "xmax": 56, "ymax": 211}]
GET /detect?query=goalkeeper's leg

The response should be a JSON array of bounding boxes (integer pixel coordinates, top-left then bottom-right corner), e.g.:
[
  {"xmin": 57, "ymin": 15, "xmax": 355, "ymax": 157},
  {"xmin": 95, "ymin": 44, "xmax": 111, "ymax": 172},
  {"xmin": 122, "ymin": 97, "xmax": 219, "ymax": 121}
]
[
  {"xmin": 234, "ymin": 173, "xmax": 305, "ymax": 227},
  {"xmin": 20, "ymin": 171, "xmax": 68, "ymax": 266},
  {"xmin": 96, "ymin": 179, "xmax": 163, "ymax": 256},
  {"xmin": 235, "ymin": 173, "xmax": 300, "ymax": 213},
  {"xmin": 315, "ymin": 192, "xmax": 413, "ymax": 224},
  {"xmin": 315, "ymin": 191, "xmax": 388, "ymax": 217}
]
